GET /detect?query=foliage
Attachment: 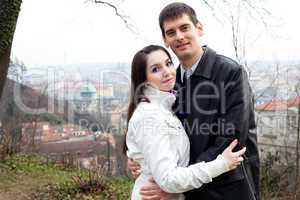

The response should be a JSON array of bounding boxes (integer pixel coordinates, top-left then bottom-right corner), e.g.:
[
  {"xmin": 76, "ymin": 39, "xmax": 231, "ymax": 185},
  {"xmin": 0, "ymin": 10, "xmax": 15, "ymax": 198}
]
[
  {"xmin": 24, "ymin": 113, "xmax": 65, "ymax": 125},
  {"xmin": 0, "ymin": 153, "xmax": 133, "ymax": 200},
  {"xmin": 0, "ymin": 153, "xmax": 74, "ymax": 179},
  {"xmin": 36, "ymin": 175, "xmax": 133, "ymax": 200},
  {"xmin": 260, "ymin": 152, "xmax": 282, "ymax": 198},
  {"xmin": 260, "ymin": 152, "xmax": 296, "ymax": 200}
]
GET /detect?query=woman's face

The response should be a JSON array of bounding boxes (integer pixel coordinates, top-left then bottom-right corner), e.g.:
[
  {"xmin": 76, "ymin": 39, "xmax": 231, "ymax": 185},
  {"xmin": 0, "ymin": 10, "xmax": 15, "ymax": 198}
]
[{"xmin": 145, "ymin": 50, "xmax": 176, "ymax": 91}]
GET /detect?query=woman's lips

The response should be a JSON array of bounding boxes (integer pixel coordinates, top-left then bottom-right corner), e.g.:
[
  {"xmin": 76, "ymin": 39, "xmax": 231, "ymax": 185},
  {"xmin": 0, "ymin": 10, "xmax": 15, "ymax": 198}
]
[{"xmin": 162, "ymin": 77, "xmax": 174, "ymax": 84}]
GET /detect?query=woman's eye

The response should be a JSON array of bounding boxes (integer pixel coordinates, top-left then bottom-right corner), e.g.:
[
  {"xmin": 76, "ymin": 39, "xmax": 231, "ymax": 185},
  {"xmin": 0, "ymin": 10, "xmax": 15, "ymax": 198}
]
[
  {"xmin": 152, "ymin": 66, "xmax": 158, "ymax": 73},
  {"xmin": 166, "ymin": 61, "xmax": 173, "ymax": 67}
]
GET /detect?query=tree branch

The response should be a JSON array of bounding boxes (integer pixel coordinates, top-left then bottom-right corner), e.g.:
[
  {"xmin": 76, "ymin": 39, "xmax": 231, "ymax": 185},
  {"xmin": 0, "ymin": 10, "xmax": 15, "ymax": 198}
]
[{"xmin": 93, "ymin": 0, "xmax": 137, "ymax": 34}]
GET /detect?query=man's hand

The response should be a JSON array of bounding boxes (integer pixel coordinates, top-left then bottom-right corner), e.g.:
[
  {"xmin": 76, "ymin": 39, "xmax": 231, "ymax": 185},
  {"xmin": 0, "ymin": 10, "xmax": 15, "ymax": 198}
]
[
  {"xmin": 127, "ymin": 158, "xmax": 141, "ymax": 179},
  {"xmin": 140, "ymin": 177, "xmax": 175, "ymax": 200}
]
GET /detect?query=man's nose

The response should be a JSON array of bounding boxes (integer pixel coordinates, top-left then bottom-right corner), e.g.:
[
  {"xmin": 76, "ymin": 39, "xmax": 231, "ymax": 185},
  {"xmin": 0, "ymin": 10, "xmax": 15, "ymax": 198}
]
[{"xmin": 175, "ymin": 30, "xmax": 184, "ymax": 40}]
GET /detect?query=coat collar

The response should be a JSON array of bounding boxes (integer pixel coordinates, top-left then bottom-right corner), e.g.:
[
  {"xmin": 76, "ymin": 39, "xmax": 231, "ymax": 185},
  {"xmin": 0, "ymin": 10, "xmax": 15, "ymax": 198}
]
[
  {"xmin": 144, "ymin": 85, "xmax": 176, "ymax": 111},
  {"xmin": 176, "ymin": 46, "xmax": 216, "ymax": 83},
  {"xmin": 193, "ymin": 46, "xmax": 216, "ymax": 80}
]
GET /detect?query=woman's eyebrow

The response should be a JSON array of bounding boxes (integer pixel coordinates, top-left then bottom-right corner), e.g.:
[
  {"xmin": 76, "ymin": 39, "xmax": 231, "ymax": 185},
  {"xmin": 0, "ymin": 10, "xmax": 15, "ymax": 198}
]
[{"xmin": 150, "ymin": 63, "xmax": 160, "ymax": 68}]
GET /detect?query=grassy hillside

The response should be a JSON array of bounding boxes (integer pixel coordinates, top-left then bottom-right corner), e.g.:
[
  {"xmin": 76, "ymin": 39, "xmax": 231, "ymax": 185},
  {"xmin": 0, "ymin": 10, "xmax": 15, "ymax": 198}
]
[{"xmin": 0, "ymin": 154, "xmax": 133, "ymax": 200}]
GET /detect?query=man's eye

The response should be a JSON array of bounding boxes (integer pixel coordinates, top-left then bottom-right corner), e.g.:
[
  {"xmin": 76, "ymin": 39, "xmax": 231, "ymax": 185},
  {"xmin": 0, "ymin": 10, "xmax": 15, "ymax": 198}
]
[
  {"xmin": 166, "ymin": 31, "xmax": 175, "ymax": 36},
  {"xmin": 181, "ymin": 26, "xmax": 189, "ymax": 31}
]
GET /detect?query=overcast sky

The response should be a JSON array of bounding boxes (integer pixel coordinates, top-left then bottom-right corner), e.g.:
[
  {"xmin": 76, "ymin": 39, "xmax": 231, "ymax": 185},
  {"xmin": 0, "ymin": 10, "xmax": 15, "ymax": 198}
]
[{"xmin": 11, "ymin": 0, "xmax": 300, "ymax": 68}]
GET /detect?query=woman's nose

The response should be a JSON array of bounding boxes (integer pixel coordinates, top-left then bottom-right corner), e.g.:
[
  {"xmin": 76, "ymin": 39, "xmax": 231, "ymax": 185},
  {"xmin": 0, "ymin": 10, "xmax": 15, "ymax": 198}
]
[{"xmin": 163, "ymin": 67, "xmax": 171, "ymax": 76}]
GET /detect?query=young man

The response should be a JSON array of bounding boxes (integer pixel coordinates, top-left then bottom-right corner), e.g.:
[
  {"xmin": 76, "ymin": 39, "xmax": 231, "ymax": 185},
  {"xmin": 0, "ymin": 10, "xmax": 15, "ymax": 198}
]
[{"xmin": 128, "ymin": 2, "xmax": 260, "ymax": 200}]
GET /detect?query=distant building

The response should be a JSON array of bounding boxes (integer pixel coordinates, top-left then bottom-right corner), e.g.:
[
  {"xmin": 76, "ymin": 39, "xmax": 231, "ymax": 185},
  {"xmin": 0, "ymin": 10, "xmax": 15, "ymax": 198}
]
[
  {"xmin": 255, "ymin": 96, "xmax": 299, "ymax": 162},
  {"xmin": 38, "ymin": 132, "xmax": 119, "ymax": 175},
  {"xmin": 95, "ymin": 85, "xmax": 114, "ymax": 98},
  {"xmin": 21, "ymin": 122, "xmax": 93, "ymax": 143}
]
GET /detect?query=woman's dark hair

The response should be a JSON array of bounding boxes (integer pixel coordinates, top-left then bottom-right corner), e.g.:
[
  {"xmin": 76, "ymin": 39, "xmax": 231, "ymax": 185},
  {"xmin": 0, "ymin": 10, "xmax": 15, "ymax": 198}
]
[
  {"xmin": 159, "ymin": 2, "xmax": 199, "ymax": 37},
  {"xmin": 123, "ymin": 45, "xmax": 172, "ymax": 153}
]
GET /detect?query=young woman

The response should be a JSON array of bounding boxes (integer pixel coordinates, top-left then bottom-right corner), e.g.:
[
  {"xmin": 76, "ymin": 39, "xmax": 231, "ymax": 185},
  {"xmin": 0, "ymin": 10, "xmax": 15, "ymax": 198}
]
[{"xmin": 125, "ymin": 45, "xmax": 246, "ymax": 200}]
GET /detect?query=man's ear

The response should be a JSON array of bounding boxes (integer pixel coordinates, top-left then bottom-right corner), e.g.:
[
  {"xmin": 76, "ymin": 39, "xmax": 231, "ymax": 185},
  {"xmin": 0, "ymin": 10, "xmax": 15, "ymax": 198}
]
[
  {"xmin": 163, "ymin": 36, "xmax": 170, "ymax": 48},
  {"xmin": 196, "ymin": 22, "xmax": 204, "ymax": 37}
]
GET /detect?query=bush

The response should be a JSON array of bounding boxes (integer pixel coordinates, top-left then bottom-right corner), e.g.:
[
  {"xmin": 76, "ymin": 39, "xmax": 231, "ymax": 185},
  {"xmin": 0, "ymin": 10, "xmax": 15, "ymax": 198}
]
[{"xmin": 260, "ymin": 152, "xmax": 296, "ymax": 200}]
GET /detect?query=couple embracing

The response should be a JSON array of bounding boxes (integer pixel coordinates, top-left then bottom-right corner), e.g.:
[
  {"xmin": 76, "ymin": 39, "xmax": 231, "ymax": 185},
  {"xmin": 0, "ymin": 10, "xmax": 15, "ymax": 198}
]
[{"xmin": 125, "ymin": 2, "xmax": 260, "ymax": 200}]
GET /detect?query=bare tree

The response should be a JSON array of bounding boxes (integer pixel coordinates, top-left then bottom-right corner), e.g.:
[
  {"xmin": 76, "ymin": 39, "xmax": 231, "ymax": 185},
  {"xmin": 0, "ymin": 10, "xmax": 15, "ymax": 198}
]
[
  {"xmin": 200, "ymin": 0, "xmax": 272, "ymax": 27},
  {"xmin": 93, "ymin": 0, "xmax": 137, "ymax": 34},
  {"xmin": 208, "ymin": 0, "xmax": 273, "ymax": 76}
]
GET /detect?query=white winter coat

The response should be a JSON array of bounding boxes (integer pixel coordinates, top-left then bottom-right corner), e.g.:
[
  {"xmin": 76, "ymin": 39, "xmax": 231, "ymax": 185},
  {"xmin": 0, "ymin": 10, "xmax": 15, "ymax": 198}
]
[{"xmin": 126, "ymin": 86, "xmax": 228, "ymax": 200}]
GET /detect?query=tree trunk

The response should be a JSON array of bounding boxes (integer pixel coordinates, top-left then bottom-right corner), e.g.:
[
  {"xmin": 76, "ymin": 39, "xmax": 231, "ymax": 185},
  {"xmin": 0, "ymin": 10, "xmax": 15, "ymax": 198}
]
[
  {"xmin": 0, "ymin": 46, "xmax": 11, "ymax": 100},
  {"xmin": 0, "ymin": 0, "xmax": 22, "ymax": 101}
]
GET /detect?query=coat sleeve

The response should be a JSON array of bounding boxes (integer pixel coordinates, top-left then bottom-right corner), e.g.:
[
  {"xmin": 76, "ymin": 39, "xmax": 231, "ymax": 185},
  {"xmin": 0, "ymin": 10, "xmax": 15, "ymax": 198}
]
[
  {"xmin": 133, "ymin": 115, "xmax": 229, "ymax": 193},
  {"xmin": 196, "ymin": 66, "xmax": 253, "ymax": 162}
]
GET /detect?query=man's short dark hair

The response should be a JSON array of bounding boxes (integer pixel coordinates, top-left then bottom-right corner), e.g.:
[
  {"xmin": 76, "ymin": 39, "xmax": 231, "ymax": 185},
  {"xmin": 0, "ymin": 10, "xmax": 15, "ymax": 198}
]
[{"xmin": 159, "ymin": 2, "xmax": 199, "ymax": 37}]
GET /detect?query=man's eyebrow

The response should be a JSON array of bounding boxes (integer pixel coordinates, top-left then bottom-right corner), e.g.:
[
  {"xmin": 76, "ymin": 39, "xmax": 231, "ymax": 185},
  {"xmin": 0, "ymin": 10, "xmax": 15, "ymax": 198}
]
[
  {"xmin": 179, "ymin": 23, "xmax": 190, "ymax": 28},
  {"xmin": 165, "ymin": 23, "xmax": 190, "ymax": 32}
]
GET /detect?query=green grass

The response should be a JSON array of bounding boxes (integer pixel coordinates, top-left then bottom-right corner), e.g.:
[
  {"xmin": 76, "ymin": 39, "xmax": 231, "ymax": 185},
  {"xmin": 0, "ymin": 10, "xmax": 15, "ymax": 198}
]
[{"xmin": 0, "ymin": 153, "xmax": 134, "ymax": 200}]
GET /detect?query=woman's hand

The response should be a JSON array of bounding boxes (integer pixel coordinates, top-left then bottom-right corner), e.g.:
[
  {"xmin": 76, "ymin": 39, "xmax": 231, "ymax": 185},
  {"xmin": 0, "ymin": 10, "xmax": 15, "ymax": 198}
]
[{"xmin": 221, "ymin": 139, "xmax": 246, "ymax": 170}]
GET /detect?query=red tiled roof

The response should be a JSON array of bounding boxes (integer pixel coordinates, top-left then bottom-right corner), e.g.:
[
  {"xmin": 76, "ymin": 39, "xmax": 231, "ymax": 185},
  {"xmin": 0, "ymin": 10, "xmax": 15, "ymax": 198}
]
[
  {"xmin": 287, "ymin": 96, "xmax": 300, "ymax": 107},
  {"xmin": 256, "ymin": 100, "xmax": 288, "ymax": 111},
  {"xmin": 256, "ymin": 96, "xmax": 300, "ymax": 111}
]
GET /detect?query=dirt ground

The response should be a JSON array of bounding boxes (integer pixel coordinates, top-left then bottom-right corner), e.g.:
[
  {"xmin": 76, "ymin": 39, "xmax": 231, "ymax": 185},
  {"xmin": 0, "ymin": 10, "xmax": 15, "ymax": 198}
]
[{"xmin": 0, "ymin": 173, "xmax": 49, "ymax": 200}]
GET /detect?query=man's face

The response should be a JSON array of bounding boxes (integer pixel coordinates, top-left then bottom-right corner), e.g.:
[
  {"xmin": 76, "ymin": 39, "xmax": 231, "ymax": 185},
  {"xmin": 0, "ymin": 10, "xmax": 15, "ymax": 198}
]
[{"xmin": 162, "ymin": 14, "xmax": 203, "ymax": 62}]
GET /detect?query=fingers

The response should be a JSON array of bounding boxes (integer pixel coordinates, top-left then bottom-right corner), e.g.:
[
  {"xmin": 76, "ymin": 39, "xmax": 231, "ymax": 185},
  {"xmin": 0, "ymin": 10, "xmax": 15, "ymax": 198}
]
[
  {"xmin": 128, "ymin": 158, "xmax": 140, "ymax": 168},
  {"xmin": 237, "ymin": 156, "xmax": 244, "ymax": 162},
  {"xmin": 140, "ymin": 180, "xmax": 174, "ymax": 200},
  {"xmin": 140, "ymin": 182, "xmax": 162, "ymax": 200},
  {"xmin": 233, "ymin": 147, "xmax": 246, "ymax": 157},
  {"xmin": 140, "ymin": 188, "xmax": 160, "ymax": 197},
  {"xmin": 233, "ymin": 156, "xmax": 244, "ymax": 164},
  {"xmin": 141, "ymin": 188, "xmax": 173, "ymax": 200},
  {"xmin": 227, "ymin": 139, "xmax": 238, "ymax": 151},
  {"xmin": 141, "ymin": 196, "xmax": 160, "ymax": 200},
  {"xmin": 140, "ymin": 182, "xmax": 160, "ymax": 192},
  {"xmin": 132, "ymin": 170, "xmax": 141, "ymax": 179},
  {"xmin": 127, "ymin": 158, "xmax": 141, "ymax": 178},
  {"xmin": 229, "ymin": 155, "xmax": 244, "ymax": 170}
]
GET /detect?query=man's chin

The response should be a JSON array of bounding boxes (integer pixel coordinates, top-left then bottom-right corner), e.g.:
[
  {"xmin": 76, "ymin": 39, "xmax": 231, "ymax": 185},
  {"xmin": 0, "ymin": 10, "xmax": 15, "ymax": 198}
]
[{"xmin": 176, "ymin": 52, "xmax": 191, "ymax": 60}]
